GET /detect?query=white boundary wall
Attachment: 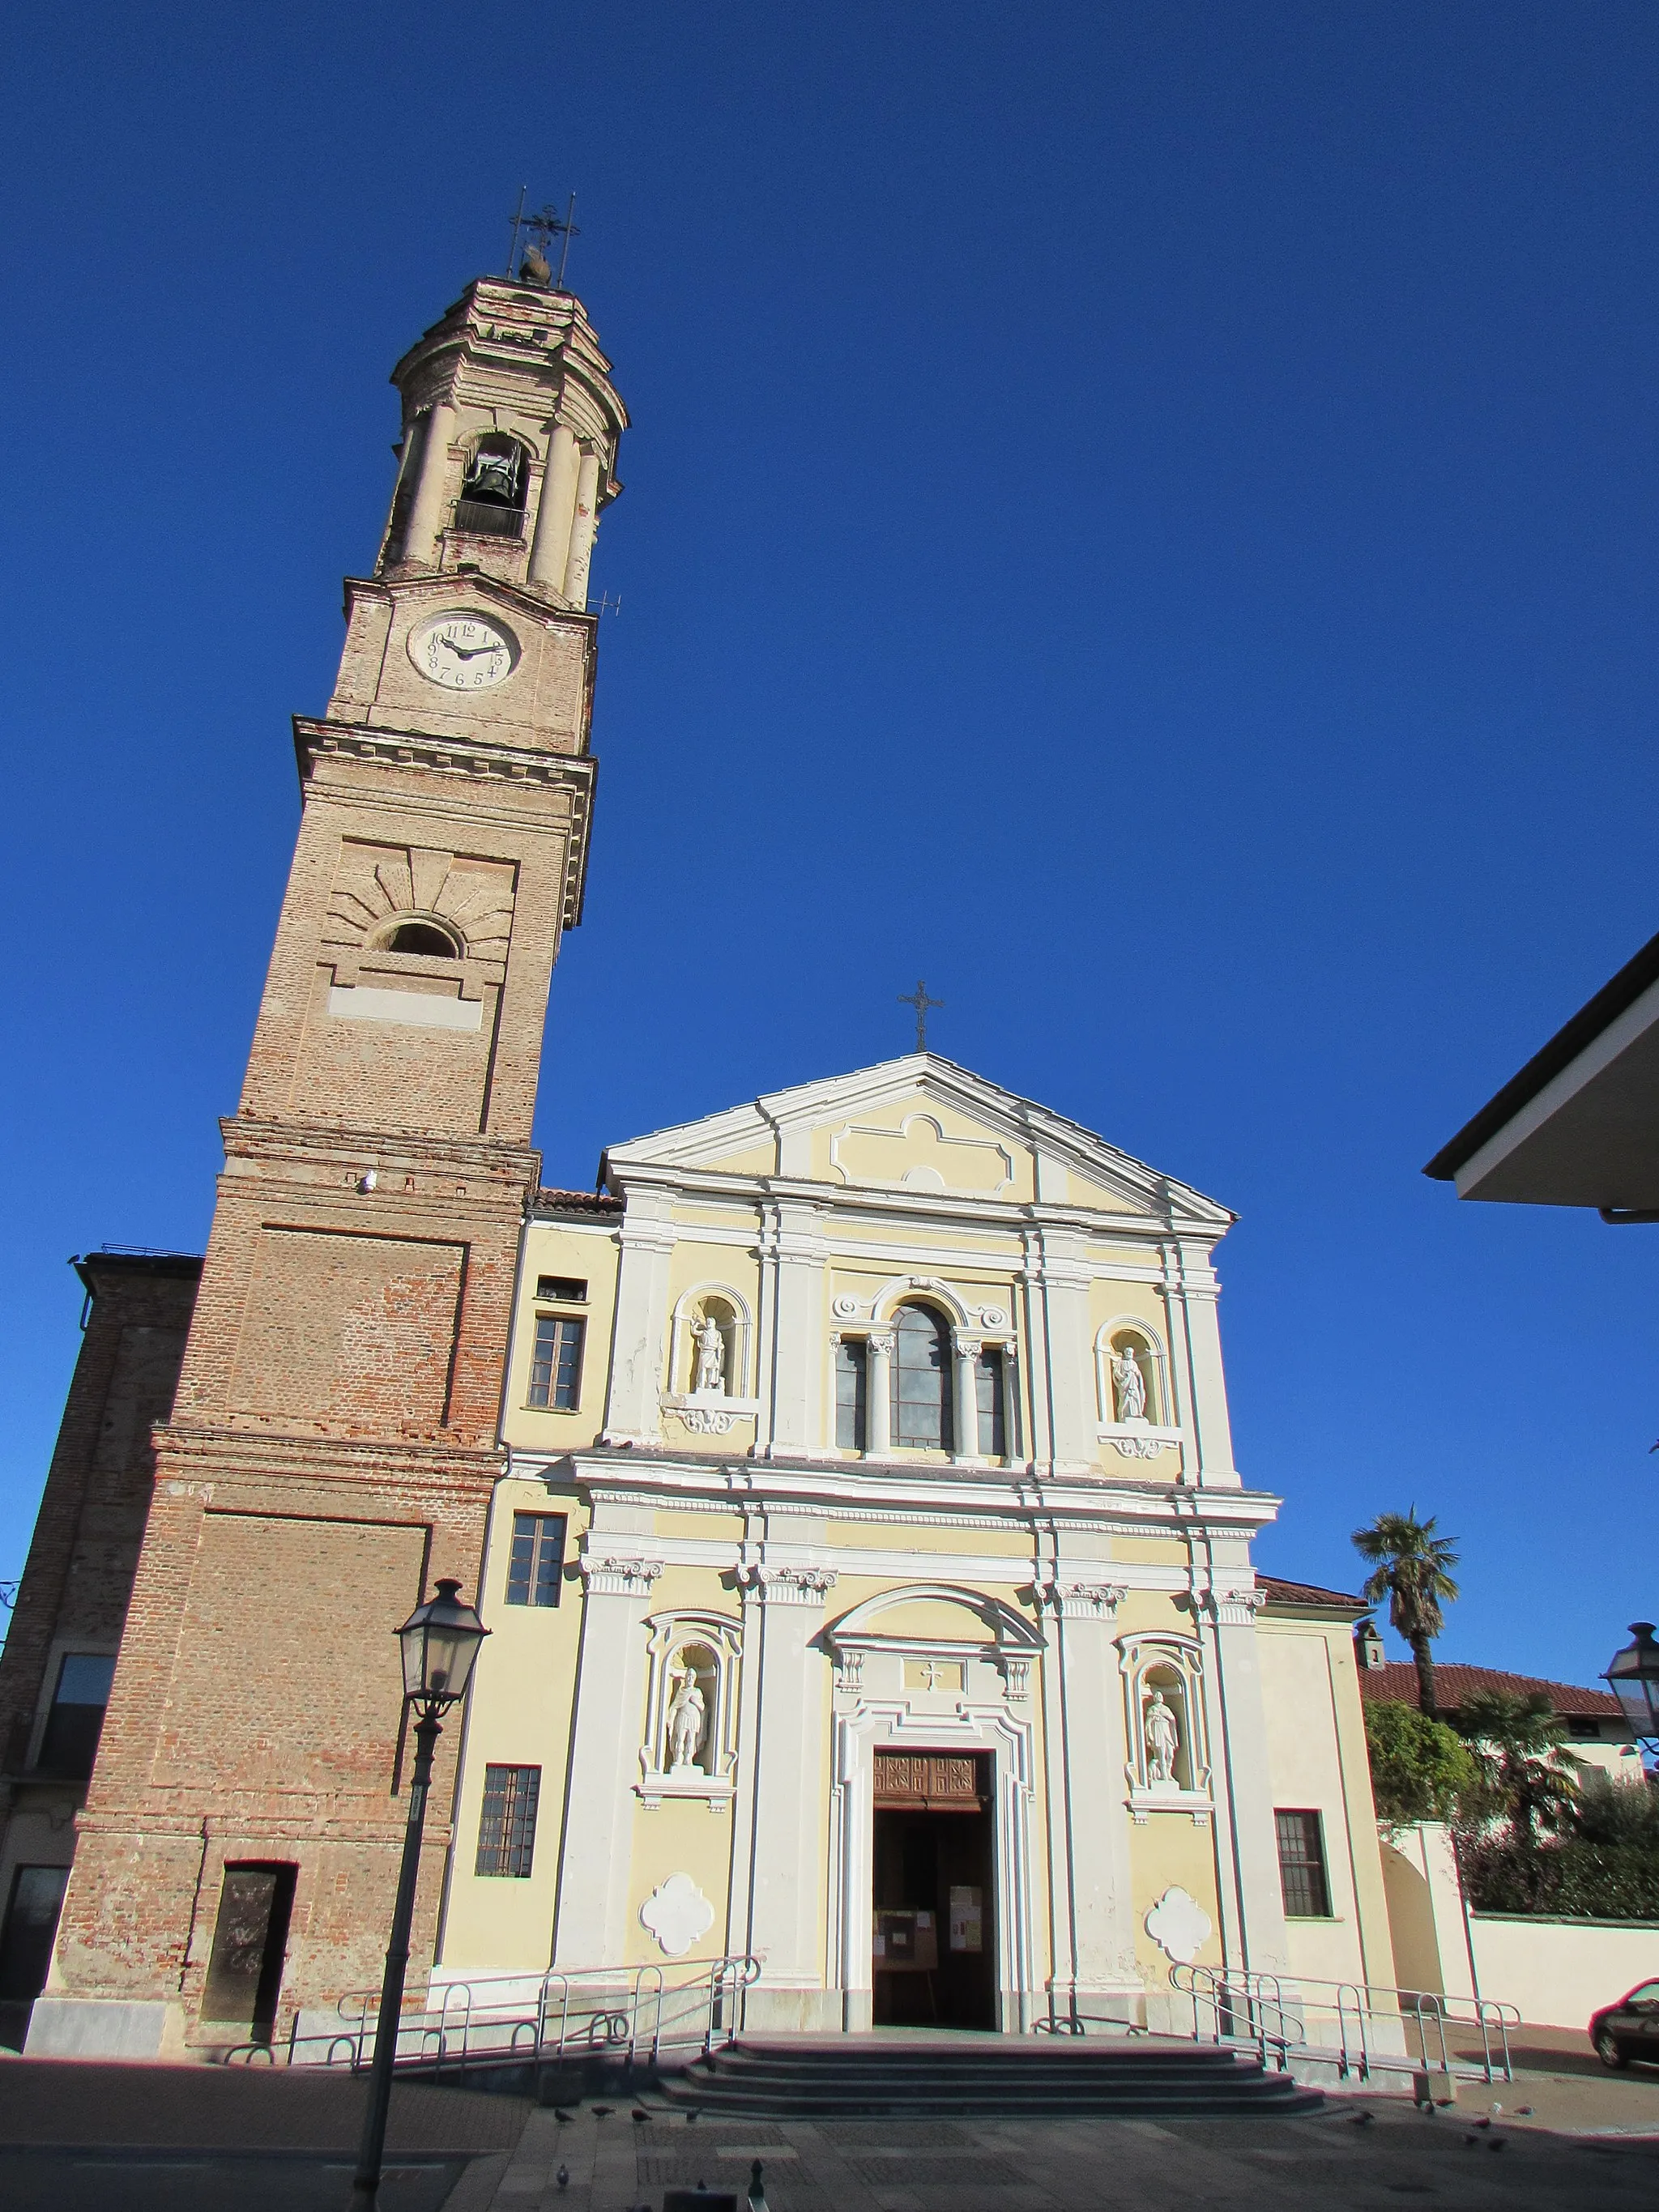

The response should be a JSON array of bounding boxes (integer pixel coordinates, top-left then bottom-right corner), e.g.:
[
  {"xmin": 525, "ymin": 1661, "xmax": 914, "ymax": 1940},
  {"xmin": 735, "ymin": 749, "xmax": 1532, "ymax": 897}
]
[
  {"xmin": 1470, "ymin": 1915, "xmax": 1659, "ymax": 2033},
  {"xmin": 1379, "ymin": 1822, "xmax": 1659, "ymax": 2031}
]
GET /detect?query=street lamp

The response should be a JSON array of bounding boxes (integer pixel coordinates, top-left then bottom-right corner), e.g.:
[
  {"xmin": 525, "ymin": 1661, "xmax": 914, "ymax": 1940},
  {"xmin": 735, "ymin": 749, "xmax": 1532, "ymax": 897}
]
[
  {"xmin": 1603, "ymin": 1622, "xmax": 1659, "ymax": 1759},
  {"xmin": 351, "ymin": 1579, "xmax": 488, "ymax": 2206}
]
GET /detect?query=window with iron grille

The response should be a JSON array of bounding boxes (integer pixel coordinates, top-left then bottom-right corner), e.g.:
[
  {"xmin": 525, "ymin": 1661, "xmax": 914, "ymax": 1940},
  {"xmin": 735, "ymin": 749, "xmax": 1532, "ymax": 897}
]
[
  {"xmin": 506, "ymin": 1512, "xmax": 565, "ymax": 1608},
  {"xmin": 1274, "ymin": 1809, "xmax": 1331, "ymax": 1917},
  {"xmin": 527, "ymin": 1315, "xmax": 583, "ymax": 1409},
  {"xmin": 975, "ymin": 1348, "xmax": 1005, "ymax": 1457},
  {"xmin": 476, "ymin": 1765, "xmax": 541, "ymax": 1878},
  {"xmin": 834, "ymin": 1337, "xmax": 867, "ymax": 1451}
]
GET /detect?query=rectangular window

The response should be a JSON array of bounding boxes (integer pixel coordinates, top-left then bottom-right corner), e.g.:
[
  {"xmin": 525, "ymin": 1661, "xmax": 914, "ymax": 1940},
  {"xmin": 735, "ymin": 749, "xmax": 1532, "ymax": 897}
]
[
  {"xmin": 975, "ymin": 1348, "xmax": 1005, "ymax": 1457},
  {"xmin": 37, "ymin": 1652, "xmax": 116, "ymax": 1779},
  {"xmin": 476, "ymin": 1764, "xmax": 541, "ymax": 1877},
  {"xmin": 1275, "ymin": 1809, "xmax": 1332, "ymax": 1918},
  {"xmin": 535, "ymin": 1276, "xmax": 587, "ymax": 1303},
  {"xmin": 506, "ymin": 1511, "xmax": 566, "ymax": 1607},
  {"xmin": 527, "ymin": 1315, "xmax": 583, "ymax": 1409},
  {"xmin": 834, "ymin": 1337, "xmax": 868, "ymax": 1451}
]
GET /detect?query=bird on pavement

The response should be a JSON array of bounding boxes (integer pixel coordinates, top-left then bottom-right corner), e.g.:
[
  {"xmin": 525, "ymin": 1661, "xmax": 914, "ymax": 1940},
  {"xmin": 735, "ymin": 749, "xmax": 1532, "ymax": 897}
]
[
  {"xmin": 553, "ymin": 2110, "xmax": 574, "ymax": 2125},
  {"xmin": 591, "ymin": 2104, "xmax": 613, "ymax": 2119},
  {"xmin": 556, "ymin": 2165, "xmax": 569, "ymax": 2191},
  {"xmin": 632, "ymin": 2108, "xmax": 650, "ymax": 2124}
]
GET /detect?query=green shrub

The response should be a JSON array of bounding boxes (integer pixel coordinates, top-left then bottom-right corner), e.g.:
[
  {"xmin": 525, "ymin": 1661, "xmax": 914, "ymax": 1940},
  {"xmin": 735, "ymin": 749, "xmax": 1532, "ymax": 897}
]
[{"xmin": 1363, "ymin": 1699, "xmax": 1477, "ymax": 1829}]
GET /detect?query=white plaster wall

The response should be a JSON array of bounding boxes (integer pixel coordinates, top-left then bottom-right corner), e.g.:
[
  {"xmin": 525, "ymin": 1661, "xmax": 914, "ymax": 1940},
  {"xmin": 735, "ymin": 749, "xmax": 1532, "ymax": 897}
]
[{"xmin": 1471, "ymin": 1916, "xmax": 1659, "ymax": 2031}]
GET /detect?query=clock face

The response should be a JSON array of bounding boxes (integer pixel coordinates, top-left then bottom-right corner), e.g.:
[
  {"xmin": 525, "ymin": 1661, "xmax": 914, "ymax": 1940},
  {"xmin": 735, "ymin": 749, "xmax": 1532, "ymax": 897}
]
[{"xmin": 408, "ymin": 612, "xmax": 518, "ymax": 691}]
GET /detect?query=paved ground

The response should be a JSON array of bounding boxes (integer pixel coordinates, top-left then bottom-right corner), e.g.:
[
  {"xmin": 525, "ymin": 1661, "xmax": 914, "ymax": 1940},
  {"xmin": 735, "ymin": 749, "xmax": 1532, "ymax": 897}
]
[
  {"xmin": 484, "ymin": 2094, "xmax": 1659, "ymax": 2211},
  {"xmin": 3, "ymin": 2037, "xmax": 1659, "ymax": 2210},
  {"xmin": 0, "ymin": 2056, "xmax": 523, "ymax": 2210}
]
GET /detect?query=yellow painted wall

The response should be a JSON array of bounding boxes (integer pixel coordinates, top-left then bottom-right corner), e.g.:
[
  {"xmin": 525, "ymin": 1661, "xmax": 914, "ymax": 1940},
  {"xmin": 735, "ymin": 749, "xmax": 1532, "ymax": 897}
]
[
  {"xmin": 439, "ymin": 1477, "xmax": 588, "ymax": 1972},
  {"xmin": 1258, "ymin": 1612, "xmax": 1393, "ymax": 1993},
  {"xmin": 502, "ymin": 1224, "xmax": 620, "ymax": 1452}
]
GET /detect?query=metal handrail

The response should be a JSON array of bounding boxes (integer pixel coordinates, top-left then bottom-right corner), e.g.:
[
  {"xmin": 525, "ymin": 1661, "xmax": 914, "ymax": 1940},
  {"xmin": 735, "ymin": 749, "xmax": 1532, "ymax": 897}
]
[
  {"xmin": 1171, "ymin": 1963, "xmax": 1517, "ymax": 2084},
  {"xmin": 271, "ymin": 1953, "xmax": 760, "ymax": 2076}
]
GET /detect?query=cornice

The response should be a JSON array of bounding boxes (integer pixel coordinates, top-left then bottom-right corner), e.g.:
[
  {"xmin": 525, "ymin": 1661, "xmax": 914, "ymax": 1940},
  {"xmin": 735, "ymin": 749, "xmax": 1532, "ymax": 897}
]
[
  {"xmin": 293, "ymin": 718, "xmax": 595, "ymax": 928},
  {"xmin": 339, "ymin": 567, "xmax": 602, "ymax": 640},
  {"xmin": 152, "ymin": 1419, "xmax": 504, "ymax": 1485},
  {"xmin": 534, "ymin": 1445, "xmax": 1280, "ymax": 1533},
  {"xmin": 221, "ymin": 1114, "xmax": 538, "ymax": 1187}
]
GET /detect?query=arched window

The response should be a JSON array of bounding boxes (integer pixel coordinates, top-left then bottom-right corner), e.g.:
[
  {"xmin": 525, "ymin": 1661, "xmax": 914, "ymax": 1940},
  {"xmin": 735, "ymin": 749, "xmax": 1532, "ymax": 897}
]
[
  {"xmin": 456, "ymin": 433, "xmax": 530, "ymax": 538},
  {"xmin": 385, "ymin": 919, "xmax": 460, "ymax": 958},
  {"xmin": 892, "ymin": 1304, "xmax": 953, "ymax": 1451}
]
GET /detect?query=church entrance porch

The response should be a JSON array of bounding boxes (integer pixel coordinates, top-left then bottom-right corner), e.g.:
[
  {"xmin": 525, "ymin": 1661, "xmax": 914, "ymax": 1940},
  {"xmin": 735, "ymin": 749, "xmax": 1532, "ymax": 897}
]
[{"xmin": 871, "ymin": 1752, "xmax": 994, "ymax": 2030}]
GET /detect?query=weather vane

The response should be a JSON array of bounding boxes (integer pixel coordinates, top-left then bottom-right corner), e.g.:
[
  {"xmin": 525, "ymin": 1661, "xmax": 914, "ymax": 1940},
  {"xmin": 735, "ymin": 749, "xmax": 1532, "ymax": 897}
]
[
  {"xmin": 506, "ymin": 187, "xmax": 580, "ymax": 291},
  {"xmin": 899, "ymin": 979, "xmax": 943, "ymax": 1051}
]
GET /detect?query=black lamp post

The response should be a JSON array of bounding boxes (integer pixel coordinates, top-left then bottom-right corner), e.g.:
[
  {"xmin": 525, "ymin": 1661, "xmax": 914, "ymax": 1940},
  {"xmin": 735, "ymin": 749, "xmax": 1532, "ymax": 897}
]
[
  {"xmin": 350, "ymin": 1579, "xmax": 488, "ymax": 2206},
  {"xmin": 1603, "ymin": 1622, "xmax": 1659, "ymax": 1759}
]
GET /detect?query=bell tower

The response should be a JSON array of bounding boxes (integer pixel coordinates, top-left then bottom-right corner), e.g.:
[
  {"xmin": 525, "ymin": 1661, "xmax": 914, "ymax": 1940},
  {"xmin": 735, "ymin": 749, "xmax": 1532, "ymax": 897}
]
[{"xmin": 29, "ymin": 275, "xmax": 628, "ymax": 2058}]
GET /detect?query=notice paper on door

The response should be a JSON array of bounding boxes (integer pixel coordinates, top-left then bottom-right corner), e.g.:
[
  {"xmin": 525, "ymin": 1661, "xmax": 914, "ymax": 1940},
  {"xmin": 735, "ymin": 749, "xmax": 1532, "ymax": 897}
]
[{"xmin": 949, "ymin": 1885, "xmax": 983, "ymax": 1953}]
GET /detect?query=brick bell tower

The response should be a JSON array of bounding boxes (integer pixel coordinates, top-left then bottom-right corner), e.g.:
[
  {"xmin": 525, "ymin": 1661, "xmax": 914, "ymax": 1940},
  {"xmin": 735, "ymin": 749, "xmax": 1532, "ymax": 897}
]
[{"xmin": 31, "ymin": 275, "xmax": 628, "ymax": 2056}]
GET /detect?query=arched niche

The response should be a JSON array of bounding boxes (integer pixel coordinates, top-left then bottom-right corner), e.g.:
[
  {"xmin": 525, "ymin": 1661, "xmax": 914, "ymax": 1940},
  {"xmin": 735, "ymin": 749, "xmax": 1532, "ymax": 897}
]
[
  {"xmin": 667, "ymin": 1282, "xmax": 753, "ymax": 1400},
  {"xmin": 1117, "ymin": 1630, "xmax": 1212, "ymax": 1823},
  {"xmin": 637, "ymin": 1611, "xmax": 742, "ymax": 1809}
]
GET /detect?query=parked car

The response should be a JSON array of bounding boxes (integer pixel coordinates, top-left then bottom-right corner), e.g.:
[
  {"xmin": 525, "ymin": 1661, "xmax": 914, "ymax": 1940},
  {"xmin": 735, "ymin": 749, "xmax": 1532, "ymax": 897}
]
[{"xmin": 1591, "ymin": 1981, "xmax": 1659, "ymax": 2069}]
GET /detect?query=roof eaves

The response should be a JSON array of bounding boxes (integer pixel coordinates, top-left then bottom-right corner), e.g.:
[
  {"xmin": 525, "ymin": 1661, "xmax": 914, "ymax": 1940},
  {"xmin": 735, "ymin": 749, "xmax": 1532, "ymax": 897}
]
[{"xmin": 1425, "ymin": 923, "xmax": 1659, "ymax": 1182}]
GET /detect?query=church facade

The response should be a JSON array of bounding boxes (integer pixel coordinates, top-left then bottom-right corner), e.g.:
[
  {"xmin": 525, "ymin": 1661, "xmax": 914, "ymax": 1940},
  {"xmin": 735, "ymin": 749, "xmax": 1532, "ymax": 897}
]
[
  {"xmin": 439, "ymin": 1060, "xmax": 1392, "ymax": 2033},
  {"xmin": 0, "ymin": 266, "xmax": 1392, "ymax": 2055}
]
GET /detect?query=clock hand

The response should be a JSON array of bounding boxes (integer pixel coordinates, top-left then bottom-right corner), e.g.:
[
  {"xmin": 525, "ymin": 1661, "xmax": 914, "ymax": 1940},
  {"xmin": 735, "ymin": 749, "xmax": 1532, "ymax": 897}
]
[{"xmin": 450, "ymin": 641, "xmax": 504, "ymax": 658}]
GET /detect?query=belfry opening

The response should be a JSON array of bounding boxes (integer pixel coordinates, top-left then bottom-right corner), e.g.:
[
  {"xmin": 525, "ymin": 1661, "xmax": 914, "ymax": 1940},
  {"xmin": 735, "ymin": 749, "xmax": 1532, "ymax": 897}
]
[{"xmin": 872, "ymin": 1750, "xmax": 995, "ymax": 2030}]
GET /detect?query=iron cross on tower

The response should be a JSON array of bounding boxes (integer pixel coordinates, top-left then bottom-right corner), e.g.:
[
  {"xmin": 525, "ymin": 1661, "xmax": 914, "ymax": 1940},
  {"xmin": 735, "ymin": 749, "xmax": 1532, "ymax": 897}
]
[
  {"xmin": 899, "ymin": 979, "xmax": 944, "ymax": 1051},
  {"xmin": 506, "ymin": 188, "xmax": 580, "ymax": 289}
]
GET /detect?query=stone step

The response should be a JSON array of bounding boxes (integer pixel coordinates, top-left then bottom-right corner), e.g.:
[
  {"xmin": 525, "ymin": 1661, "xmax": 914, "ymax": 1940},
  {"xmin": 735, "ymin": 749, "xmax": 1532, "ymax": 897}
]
[{"xmin": 654, "ymin": 2039, "xmax": 1321, "ymax": 2118}]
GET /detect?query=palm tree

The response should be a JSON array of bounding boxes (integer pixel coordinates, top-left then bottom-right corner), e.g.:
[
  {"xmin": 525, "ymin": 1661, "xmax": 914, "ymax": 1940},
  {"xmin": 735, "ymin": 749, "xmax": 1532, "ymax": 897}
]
[
  {"xmin": 1351, "ymin": 1509, "xmax": 1461, "ymax": 1716},
  {"xmin": 1455, "ymin": 1688, "xmax": 1584, "ymax": 1844}
]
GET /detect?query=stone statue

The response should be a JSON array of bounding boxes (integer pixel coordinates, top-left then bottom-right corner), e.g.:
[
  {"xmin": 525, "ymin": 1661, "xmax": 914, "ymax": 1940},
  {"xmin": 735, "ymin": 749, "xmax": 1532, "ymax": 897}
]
[
  {"xmin": 666, "ymin": 1665, "xmax": 707, "ymax": 1774},
  {"xmin": 1112, "ymin": 1345, "xmax": 1148, "ymax": 1423},
  {"xmin": 693, "ymin": 1314, "xmax": 726, "ymax": 1395},
  {"xmin": 1144, "ymin": 1689, "xmax": 1180, "ymax": 1784}
]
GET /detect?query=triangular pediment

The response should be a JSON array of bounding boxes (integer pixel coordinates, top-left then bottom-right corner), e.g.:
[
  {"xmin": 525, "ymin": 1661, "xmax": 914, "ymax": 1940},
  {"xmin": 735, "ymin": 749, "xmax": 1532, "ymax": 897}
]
[{"xmin": 601, "ymin": 1055, "xmax": 1231, "ymax": 1231}]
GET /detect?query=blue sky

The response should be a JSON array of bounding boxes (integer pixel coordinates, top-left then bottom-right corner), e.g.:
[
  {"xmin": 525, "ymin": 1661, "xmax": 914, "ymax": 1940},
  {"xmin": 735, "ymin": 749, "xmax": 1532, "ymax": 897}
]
[{"xmin": 3, "ymin": 2, "xmax": 1657, "ymax": 1686}]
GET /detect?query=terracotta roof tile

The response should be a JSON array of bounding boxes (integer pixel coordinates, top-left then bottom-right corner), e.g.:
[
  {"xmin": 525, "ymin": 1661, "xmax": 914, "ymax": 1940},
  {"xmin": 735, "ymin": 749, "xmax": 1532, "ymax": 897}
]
[
  {"xmin": 531, "ymin": 1187, "xmax": 624, "ymax": 1215},
  {"xmin": 1356, "ymin": 1660, "xmax": 1620, "ymax": 1720},
  {"xmin": 1259, "ymin": 1575, "xmax": 1367, "ymax": 1610}
]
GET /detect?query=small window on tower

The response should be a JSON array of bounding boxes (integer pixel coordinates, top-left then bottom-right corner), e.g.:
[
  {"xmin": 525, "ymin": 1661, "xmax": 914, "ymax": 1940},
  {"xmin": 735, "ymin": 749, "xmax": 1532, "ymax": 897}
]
[
  {"xmin": 385, "ymin": 921, "xmax": 460, "ymax": 958},
  {"xmin": 456, "ymin": 434, "xmax": 529, "ymax": 538}
]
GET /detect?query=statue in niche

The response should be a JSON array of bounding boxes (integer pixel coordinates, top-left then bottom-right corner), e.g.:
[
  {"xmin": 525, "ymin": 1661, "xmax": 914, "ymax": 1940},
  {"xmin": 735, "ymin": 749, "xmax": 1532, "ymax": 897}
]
[
  {"xmin": 1112, "ymin": 1344, "xmax": 1149, "ymax": 1423},
  {"xmin": 667, "ymin": 1663, "xmax": 708, "ymax": 1774},
  {"xmin": 1144, "ymin": 1688, "xmax": 1181, "ymax": 1784},
  {"xmin": 693, "ymin": 1313, "xmax": 727, "ymax": 1395}
]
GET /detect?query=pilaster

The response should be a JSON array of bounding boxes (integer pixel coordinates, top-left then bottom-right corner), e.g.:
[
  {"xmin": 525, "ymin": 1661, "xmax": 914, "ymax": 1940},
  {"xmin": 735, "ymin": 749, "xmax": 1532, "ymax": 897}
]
[{"xmin": 550, "ymin": 1542, "xmax": 663, "ymax": 1970}]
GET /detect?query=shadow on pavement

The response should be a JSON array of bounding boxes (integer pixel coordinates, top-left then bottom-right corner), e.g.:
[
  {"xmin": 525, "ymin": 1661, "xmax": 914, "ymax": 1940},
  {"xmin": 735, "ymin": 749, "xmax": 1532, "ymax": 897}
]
[{"xmin": 0, "ymin": 2146, "xmax": 465, "ymax": 2212}]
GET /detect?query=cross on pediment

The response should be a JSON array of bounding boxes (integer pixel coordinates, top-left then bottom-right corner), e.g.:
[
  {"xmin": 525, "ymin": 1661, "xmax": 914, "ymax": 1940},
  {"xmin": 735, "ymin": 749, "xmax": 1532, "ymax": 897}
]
[{"xmin": 898, "ymin": 978, "xmax": 943, "ymax": 1051}]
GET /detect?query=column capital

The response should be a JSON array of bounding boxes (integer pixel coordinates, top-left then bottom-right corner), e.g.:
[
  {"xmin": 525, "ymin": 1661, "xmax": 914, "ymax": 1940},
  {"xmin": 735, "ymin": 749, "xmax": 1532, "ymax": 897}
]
[
  {"xmin": 866, "ymin": 1330, "xmax": 895, "ymax": 1357},
  {"xmin": 1192, "ymin": 1587, "xmax": 1265, "ymax": 1628},
  {"xmin": 1031, "ymin": 1570, "xmax": 1127, "ymax": 1621},
  {"xmin": 579, "ymin": 1554, "xmax": 664, "ymax": 1599},
  {"xmin": 738, "ymin": 1563, "xmax": 837, "ymax": 1608}
]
